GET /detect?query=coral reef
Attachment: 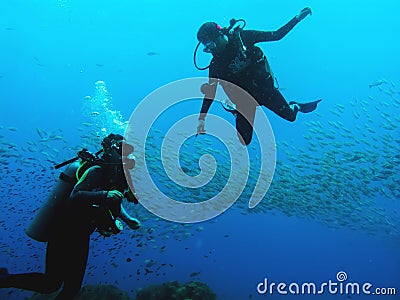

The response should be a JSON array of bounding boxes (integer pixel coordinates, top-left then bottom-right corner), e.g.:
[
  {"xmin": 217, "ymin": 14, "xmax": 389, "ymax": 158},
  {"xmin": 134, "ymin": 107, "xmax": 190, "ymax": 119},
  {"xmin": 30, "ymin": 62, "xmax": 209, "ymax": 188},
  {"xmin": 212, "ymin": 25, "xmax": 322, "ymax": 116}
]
[
  {"xmin": 135, "ymin": 280, "xmax": 216, "ymax": 300},
  {"xmin": 29, "ymin": 284, "xmax": 132, "ymax": 300}
]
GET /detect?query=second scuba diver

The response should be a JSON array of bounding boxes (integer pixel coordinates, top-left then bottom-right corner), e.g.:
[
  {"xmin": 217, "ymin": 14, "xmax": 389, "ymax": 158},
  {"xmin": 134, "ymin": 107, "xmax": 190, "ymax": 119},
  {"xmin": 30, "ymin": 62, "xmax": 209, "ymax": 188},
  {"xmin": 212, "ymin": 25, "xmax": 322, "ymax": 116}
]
[{"xmin": 0, "ymin": 133, "xmax": 140, "ymax": 300}]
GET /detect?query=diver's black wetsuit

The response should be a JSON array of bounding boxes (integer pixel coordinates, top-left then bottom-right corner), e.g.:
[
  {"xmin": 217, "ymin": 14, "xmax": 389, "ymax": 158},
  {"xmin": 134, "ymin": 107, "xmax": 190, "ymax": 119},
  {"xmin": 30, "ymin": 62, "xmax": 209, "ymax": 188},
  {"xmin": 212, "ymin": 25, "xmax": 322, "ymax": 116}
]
[
  {"xmin": 0, "ymin": 165, "xmax": 126, "ymax": 300},
  {"xmin": 200, "ymin": 16, "xmax": 301, "ymax": 145}
]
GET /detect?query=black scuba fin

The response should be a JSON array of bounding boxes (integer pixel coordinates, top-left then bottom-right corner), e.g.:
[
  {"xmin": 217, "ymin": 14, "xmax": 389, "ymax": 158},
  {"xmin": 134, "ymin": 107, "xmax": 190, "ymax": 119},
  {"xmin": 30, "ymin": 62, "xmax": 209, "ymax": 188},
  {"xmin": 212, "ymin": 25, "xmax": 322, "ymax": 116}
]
[
  {"xmin": 220, "ymin": 99, "xmax": 237, "ymax": 116},
  {"xmin": 289, "ymin": 99, "xmax": 322, "ymax": 113}
]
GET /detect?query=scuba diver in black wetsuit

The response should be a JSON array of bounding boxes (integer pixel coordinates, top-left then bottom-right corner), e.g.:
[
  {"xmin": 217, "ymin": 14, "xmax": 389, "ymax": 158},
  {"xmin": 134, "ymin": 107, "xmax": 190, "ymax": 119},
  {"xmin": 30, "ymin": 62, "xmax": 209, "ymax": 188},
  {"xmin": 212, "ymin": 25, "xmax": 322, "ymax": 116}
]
[
  {"xmin": 0, "ymin": 133, "xmax": 141, "ymax": 300},
  {"xmin": 194, "ymin": 7, "xmax": 321, "ymax": 145}
]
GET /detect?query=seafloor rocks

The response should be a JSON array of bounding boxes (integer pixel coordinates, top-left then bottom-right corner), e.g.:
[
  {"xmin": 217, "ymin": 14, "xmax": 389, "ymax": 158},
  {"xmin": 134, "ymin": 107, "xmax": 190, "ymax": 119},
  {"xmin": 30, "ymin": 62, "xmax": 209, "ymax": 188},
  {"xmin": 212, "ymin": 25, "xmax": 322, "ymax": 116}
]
[
  {"xmin": 29, "ymin": 284, "xmax": 131, "ymax": 300},
  {"xmin": 135, "ymin": 280, "xmax": 216, "ymax": 300}
]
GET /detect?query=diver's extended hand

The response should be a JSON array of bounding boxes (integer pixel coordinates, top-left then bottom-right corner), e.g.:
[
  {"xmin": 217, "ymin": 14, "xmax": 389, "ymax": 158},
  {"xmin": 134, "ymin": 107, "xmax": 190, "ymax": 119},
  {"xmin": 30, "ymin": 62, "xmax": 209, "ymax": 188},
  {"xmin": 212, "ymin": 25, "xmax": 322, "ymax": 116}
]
[
  {"xmin": 107, "ymin": 190, "xmax": 124, "ymax": 202},
  {"xmin": 196, "ymin": 119, "xmax": 206, "ymax": 136},
  {"xmin": 125, "ymin": 217, "xmax": 141, "ymax": 230},
  {"xmin": 297, "ymin": 7, "xmax": 312, "ymax": 21},
  {"xmin": 124, "ymin": 189, "xmax": 139, "ymax": 204}
]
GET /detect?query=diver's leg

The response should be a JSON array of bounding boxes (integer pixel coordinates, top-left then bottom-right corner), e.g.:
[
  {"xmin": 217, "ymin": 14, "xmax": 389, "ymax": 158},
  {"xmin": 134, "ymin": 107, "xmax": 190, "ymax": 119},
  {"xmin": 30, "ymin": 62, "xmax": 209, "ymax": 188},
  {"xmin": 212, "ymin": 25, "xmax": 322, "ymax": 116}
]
[
  {"xmin": 55, "ymin": 234, "xmax": 90, "ymax": 300},
  {"xmin": 0, "ymin": 240, "xmax": 63, "ymax": 293},
  {"xmin": 250, "ymin": 71, "xmax": 298, "ymax": 122},
  {"xmin": 263, "ymin": 88, "xmax": 298, "ymax": 122},
  {"xmin": 235, "ymin": 104, "xmax": 257, "ymax": 146}
]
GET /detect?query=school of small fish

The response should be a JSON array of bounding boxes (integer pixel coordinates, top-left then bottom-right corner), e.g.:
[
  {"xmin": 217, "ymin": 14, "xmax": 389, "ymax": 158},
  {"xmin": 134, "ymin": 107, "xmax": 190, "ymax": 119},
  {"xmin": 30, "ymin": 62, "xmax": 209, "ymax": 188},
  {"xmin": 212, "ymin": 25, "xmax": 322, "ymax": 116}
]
[{"xmin": 0, "ymin": 79, "xmax": 399, "ymax": 298}]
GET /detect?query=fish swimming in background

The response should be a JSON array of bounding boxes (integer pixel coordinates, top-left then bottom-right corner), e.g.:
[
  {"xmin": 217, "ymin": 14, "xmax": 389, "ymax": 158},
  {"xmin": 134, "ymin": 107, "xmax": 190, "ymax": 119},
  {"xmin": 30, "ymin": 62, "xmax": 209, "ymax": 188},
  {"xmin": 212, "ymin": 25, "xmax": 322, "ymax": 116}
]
[
  {"xmin": 33, "ymin": 56, "xmax": 45, "ymax": 67},
  {"xmin": 189, "ymin": 271, "xmax": 201, "ymax": 277},
  {"xmin": 36, "ymin": 128, "xmax": 44, "ymax": 139},
  {"xmin": 146, "ymin": 52, "xmax": 160, "ymax": 56},
  {"xmin": 369, "ymin": 79, "xmax": 388, "ymax": 88}
]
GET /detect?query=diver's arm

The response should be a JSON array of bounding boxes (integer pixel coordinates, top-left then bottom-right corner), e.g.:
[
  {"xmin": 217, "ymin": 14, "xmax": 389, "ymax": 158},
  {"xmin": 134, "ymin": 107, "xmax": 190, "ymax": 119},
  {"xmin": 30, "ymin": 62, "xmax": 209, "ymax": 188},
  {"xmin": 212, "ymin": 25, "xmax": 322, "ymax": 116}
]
[
  {"xmin": 197, "ymin": 78, "xmax": 217, "ymax": 135},
  {"xmin": 243, "ymin": 18, "xmax": 299, "ymax": 43},
  {"xmin": 120, "ymin": 204, "xmax": 141, "ymax": 230},
  {"xmin": 199, "ymin": 78, "xmax": 218, "ymax": 120},
  {"xmin": 69, "ymin": 166, "xmax": 108, "ymax": 207},
  {"xmin": 244, "ymin": 7, "xmax": 312, "ymax": 43},
  {"xmin": 199, "ymin": 99, "xmax": 213, "ymax": 120}
]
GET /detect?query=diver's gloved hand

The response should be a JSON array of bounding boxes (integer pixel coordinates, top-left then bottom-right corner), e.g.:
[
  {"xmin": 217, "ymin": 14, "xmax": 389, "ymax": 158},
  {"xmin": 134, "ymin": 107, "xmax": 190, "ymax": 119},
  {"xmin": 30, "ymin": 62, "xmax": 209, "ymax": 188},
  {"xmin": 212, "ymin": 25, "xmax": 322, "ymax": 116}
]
[
  {"xmin": 124, "ymin": 189, "xmax": 139, "ymax": 204},
  {"xmin": 125, "ymin": 217, "xmax": 141, "ymax": 230},
  {"xmin": 105, "ymin": 190, "xmax": 123, "ymax": 215},
  {"xmin": 197, "ymin": 119, "xmax": 206, "ymax": 135},
  {"xmin": 296, "ymin": 7, "xmax": 312, "ymax": 21}
]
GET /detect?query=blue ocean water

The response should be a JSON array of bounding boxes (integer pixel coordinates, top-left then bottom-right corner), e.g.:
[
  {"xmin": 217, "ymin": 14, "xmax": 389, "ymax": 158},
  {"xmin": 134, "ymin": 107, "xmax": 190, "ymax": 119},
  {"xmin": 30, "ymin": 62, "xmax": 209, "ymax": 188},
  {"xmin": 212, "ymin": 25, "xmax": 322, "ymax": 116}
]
[{"xmin": 0, "ymin": 0, "xmax": 399, "ymax": 299}]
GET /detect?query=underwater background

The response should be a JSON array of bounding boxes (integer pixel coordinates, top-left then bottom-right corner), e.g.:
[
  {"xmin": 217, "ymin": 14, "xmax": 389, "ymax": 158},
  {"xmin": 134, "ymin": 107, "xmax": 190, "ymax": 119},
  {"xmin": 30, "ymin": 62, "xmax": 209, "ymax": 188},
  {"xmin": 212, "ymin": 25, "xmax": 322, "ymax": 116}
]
[{"xmin": 0, "ymin": 0, "xmax": 399, "ymax": 299}]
